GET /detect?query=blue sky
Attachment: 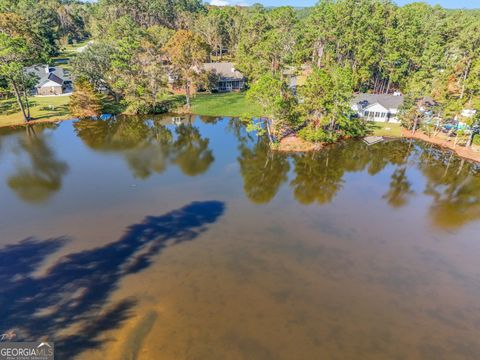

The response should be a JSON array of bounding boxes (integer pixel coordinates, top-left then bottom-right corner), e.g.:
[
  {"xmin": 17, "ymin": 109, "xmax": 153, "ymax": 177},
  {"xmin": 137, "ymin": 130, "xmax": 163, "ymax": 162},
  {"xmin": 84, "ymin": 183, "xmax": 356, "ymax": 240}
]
[{"xmin": 209, "ymin": 0, "xmax": 479, "ymax": 9}]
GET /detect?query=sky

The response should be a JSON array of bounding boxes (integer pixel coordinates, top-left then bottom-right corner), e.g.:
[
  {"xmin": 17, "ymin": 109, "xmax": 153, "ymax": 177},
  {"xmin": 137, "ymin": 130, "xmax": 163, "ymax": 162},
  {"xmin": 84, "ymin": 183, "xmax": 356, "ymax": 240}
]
[{"xmin": 209, "ymin": 0, "xmax": 480, "ymax": 9}]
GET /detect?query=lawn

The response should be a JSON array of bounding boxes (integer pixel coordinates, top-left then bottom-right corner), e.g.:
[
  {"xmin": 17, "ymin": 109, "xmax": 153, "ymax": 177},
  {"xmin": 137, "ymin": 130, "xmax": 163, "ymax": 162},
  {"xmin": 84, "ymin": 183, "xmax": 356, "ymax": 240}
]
[
  {"xmin": 52, "ymin": 39, "xmax": 91, "ymax": 72},
  {"xmin": 367, "ymin": 121, "xmax": 403, "ymax": 138},
  {"xmin": 190, "ymin": 92, "xmax": 262, "ymax": 118},
  {"xmin": 0, "ymin": 96, "xmax": 71, "ymax": 127},
  {"xmin": 62, "ymin": 40, "xmax": 91, "ymax": 52}
]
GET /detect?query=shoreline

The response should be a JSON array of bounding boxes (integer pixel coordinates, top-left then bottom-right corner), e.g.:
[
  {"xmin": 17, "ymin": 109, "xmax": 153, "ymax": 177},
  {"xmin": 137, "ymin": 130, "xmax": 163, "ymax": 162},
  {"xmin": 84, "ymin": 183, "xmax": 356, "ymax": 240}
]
[
  {"xmin": 0, "ymin": 115, "xmax": 74, "ymax": 130},
  {"xmin": 400, "ymin": 129, "xmax": 480, "ymax": 164},
  {"xmin": 2, "ymin": 115, "xmax": 479, "ymax": 164},
  {"xmin": 277, "ymin": 130, "xmax": 480, "ymax": 163}
]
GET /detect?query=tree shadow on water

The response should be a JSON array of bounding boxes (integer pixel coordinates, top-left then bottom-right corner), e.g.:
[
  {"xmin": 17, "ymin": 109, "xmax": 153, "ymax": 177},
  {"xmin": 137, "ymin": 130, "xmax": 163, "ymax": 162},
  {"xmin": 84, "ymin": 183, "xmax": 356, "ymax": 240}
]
[{"xmin": 0, "ymin": 201, "xmax": 225, "ymax": 359}]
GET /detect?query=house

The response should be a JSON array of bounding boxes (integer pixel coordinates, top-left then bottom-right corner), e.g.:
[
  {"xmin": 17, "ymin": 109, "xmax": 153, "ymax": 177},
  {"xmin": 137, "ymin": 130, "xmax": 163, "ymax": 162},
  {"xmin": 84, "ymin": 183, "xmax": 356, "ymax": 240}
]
[
  {"xmin": 203, "ymin": 63, "xmax": 246, "ymax": 92},
  {"xmin": 417, "ymin": 96, "xmax": 436, "ymax": 113},
  {"xmin": 461, "ymin": 109, "xmax": 477, "ymax": 118},
  {"xmin": 283, "ymin": 65, "xmax": 311, "ymax": 95},
  {"xmin": 351, "ymin": 93, "xmax": 404, "ymax": 123},
  {"xmin": 24, "ymin": 65, "xmax": 71, "ymax": 96}
]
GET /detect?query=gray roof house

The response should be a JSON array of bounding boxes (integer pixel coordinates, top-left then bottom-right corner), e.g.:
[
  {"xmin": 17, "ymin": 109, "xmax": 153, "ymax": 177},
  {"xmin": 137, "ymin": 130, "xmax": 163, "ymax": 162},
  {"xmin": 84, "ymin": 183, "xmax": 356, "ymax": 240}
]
[
  {"xmin": 351, "ymin": 93, "xmax": 404, "ymax": 123},
  {"xmin": 24, "ymin": 65, "xmax": 71, "ymax": 96},
  {"xmin": 203, "ymin": 63, "xmax": 246, "ymax": 92}
]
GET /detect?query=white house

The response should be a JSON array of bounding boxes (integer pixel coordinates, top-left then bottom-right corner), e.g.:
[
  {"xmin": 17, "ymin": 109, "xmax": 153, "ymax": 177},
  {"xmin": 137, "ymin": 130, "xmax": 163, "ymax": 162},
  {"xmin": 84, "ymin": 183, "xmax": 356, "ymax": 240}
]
[
  {"xmin": 461, "ymin": 109, "xmax": 477, "ymax": 118},
  {"xmin": 351, "ymin": 93, "xmax": 404, "ymax": 123}
]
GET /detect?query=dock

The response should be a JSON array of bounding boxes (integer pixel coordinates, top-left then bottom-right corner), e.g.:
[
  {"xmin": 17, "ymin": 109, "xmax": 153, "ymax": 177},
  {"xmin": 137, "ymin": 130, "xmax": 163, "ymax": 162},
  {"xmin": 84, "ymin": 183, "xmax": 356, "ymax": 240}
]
[{"xmin": 363, "ymin": 136, "xmax": 384, "ymax": 145}]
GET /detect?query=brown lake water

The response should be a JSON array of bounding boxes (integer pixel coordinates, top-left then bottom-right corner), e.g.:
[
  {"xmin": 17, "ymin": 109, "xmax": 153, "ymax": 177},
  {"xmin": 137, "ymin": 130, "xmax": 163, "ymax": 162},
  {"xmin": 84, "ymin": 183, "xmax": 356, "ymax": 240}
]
[{"xmin": 1, "ymin": 115, "xmax": 480, "ymax": 359}]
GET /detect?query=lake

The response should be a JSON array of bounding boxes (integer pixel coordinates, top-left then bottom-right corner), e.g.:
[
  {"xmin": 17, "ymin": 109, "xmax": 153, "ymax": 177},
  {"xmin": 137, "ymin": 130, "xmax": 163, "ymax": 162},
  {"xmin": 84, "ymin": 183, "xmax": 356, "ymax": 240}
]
[{"xmin": 1, "ymin": 115, "xmax": 480, "ymax": 359}]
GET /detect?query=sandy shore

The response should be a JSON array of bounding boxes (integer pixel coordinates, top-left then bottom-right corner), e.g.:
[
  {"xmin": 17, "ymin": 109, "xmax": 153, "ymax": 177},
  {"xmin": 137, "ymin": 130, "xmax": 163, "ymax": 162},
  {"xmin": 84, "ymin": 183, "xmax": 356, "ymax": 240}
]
[
  {"xmin": 277, "ymin": 134, "xmax": 323, "ymax": 152},
  {"xmin": 401, "ymin": 130, "xmax": 480, "ymax": 163}
]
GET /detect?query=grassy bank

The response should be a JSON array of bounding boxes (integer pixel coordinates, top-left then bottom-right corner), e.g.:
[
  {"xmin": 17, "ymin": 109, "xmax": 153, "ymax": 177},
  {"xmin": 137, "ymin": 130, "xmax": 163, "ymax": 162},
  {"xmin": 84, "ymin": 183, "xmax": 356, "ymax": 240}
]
[
  {"xmin": 190, "ymin": 92, "xmax": 262, "ymax": 118},
  {"xmin": 0, "ymin": 92, "xmax": 183, "ymax": 128},
  {"xmin": 367, "ymin": 122, "xmax": 403, "ymax": 137},
  {"xmin": 0, "ymin": 96, "xmax": 71, "ymax": 127},
  {"xmin": 0, "ymin": 92, "xmax": 258, "ymax": 127}
]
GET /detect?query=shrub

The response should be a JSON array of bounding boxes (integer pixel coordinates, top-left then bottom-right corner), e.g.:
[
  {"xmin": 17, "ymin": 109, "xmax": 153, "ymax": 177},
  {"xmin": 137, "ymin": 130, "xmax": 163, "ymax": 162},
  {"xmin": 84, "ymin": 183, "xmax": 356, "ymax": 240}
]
[
  {"xmin": 69, "ymin": 79, "xmax": 103, "ymax": 118},
  {"xmin": 473, "ymin": 134, "xmax": 480, "ymax": 146},
  {"xmin": 298, "ymin": 124, "xmax": 339, "ymax": 143}
]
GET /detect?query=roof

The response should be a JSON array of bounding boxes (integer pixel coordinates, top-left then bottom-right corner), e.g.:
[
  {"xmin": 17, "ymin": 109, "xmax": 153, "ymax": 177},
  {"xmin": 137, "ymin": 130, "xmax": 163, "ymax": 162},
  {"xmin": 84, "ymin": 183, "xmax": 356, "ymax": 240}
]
[
  {"xmin": 38, "ymin": 73, "xmax": 64, "ymax": 87},
  {"xmin": 420, "ymin": 96, "xmax": 436, "ymax": 106},
  {"xmin": 352, "ymin": 93, "xmax": 404, "ymax": 110},
  {"xmin": 24, "ymin": 65, "xmax": 67, "ymax": 88},
  {"xmin": 203, "ymin": 62, "xmax": 245, "ymax": 80},
  {"xmin": 461, "ymin": 109, "xmax": 477, "ymax": 118}
]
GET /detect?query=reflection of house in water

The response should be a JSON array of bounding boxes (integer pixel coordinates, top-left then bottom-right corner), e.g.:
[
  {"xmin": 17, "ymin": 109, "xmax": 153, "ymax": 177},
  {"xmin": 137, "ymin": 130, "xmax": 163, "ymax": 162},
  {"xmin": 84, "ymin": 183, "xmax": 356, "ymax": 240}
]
[
  {"xmin": 171, "ymin": 115, "xmax": 196, "ymax": 127},
  {"xmin": 172, "ymin": 117, "xmax": 185, "ymax": 126},
  {"xmin": 351, "ymin": 93, "xmax": 404, "ymax": 123}
]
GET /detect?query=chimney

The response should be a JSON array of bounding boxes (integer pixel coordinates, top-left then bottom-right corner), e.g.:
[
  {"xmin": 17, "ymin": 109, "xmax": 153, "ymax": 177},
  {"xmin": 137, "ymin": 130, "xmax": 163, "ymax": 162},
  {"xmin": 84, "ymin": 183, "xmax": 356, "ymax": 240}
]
[{"xmin": 45, "ymin": 65, "xmax": 50, "ymax": 74}]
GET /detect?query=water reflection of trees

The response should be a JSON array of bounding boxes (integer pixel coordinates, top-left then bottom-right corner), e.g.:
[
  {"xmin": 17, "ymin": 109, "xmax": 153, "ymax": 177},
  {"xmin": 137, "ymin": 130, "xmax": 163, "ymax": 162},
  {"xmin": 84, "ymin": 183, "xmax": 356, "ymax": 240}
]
[
  {"xmin": 290, "ymin": 141, "xmax": 413, "ymax": 205},
  {"xmin": 0, "ymin": 201, "xmax": 225, "ymax": 359},
  {"xmin": 236, "ymin": 137, "xmax": 416, "ymax": 206},
  {"xmin": 74, "ymin": 116, "xmax": 214, "ymax": 178},
  {"xmin": 418, "ymin": 144, "xmax": 480, "ymax": 229},
  {"xmin": 290, "ymin": 151, "xmax": 344, "ymax": 205},
  {"xmin": 238, "ymin": 140, "xmax": 290, "ymax": 204},
  {"xmin": 7, "ymin": 126, "xmax": 69, "ymax": 204},
  {"xmin": 172, "ymin": 124, "xmax": 214, "ymax": 176},
  {"xmin": 234, "ymin": 132, "xmax": 480, "ymax": 229},
  {"xmin": 383, "ymin": 167, "xmax": 413, "ymax": 208},
  {"xmin": 381, "ymin": 141, "xmax": 414, "ymax": 208},
  {"xmin": 4, "ymin": 117, "xmax": 478, "ymax": 230}
]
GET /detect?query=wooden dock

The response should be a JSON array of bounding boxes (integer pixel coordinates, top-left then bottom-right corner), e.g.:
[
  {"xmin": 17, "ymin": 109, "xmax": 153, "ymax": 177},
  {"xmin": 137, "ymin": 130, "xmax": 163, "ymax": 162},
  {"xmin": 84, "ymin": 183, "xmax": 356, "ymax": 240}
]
[{"xmin": 363, "ymin": 136, "xmax": 384, "ymax": 145}]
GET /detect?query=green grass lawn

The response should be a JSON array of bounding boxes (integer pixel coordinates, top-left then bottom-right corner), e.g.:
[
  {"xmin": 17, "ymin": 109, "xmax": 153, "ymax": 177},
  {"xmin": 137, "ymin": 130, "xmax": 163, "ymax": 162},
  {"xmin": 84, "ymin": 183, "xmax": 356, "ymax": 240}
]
[
  {"xmin": 190, "ymin": 92, "xmax": 262, "ymax": 118},
  {"xmin": 0, "ymin": 96, "xmax": 71, "ymax": 127},
  {"xmin": 52, "ymin": 39, "xmax": 91, "ymax": 72},
  {"xmin": 62, "ymin": 39, "xmax": 91, "ymax": 52},
  {"xmin": 367, "ymin": 121, "xmax": 403, "ymax": 137}
]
